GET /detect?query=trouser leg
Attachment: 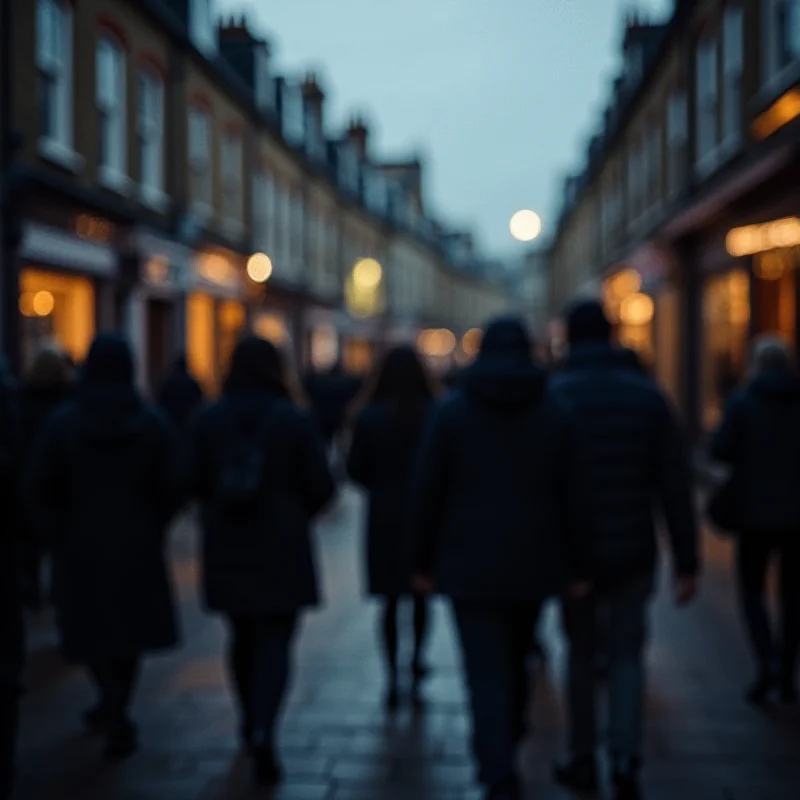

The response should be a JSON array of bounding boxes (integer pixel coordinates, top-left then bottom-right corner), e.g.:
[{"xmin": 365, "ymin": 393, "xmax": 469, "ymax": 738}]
[
  {"xmin": 226, "ymin": 615, "xmax": 256, "ymax": 736},
  {"xmin": 606, "ymin": 572, "xmax": 654, "ymax": 764},
  {"xmin": 778, "ymin": 535, "xmax": 800, "ymax": 685},
  {"xmin": 562, "ymin": 592, "xmax": 597, "ymax": 758},
  {"xmin": 380, "ymin": 597, "xmax": 400, "ymax": 683},
  {"xmin": 737, "ymin": 537, "xmax": 778, "ymax": 675},
  {"xmin": 412, "ymin": 593, "xmax": 430, "ymax": 672}
]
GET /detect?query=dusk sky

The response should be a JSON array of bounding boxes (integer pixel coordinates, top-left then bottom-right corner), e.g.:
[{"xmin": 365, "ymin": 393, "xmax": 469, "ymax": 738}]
[{"xmin": 218, "ymin": 0, "xmax": 672, "ymax": 258}]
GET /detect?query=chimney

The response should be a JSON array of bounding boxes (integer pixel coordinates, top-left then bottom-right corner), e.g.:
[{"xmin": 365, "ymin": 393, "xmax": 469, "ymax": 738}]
[
  {"xmin": 346, "ymin": 115, "xmax": 369, "ymax": 160},
  {"xmin": 219, "ymin": 13, "xmax": 272, "ymax": 105}
]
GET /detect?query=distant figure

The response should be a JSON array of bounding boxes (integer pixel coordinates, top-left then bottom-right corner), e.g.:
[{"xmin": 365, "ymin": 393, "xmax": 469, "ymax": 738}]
[
  {"xmin": 189, "ymin": 337, "xmax": 335, "ymax": 788},
  {"xmin": 550, "ymin": 300, "xmax": 699, "ymax": 800},
  {"xmin": 157, "ymin": 353, "xmax": 204, "ymax": 430},
  {"xmin": 411, "ymin": 318, "xmax": 593, "ymax": 800},
  {"xmin": 19, "ymin": 343, "xmax": 74, "ymax": 611},
  {"xmin": 304, "ymin": 362, "xmax": 362, "ymax": 450},
  {"xmin": 710, "ymin": 336, "xmax": 800, "ymax": 706},
  {"xmin": 347, "ymin": 346, "xmax": 438, "ymax": 710},
  {"xmin": 0, "ymin": 356, "xmax": 22, "ymax": 800},
  {"xmin": 26, "ymin": 335, "xmax": 182, "ymax": 760}
]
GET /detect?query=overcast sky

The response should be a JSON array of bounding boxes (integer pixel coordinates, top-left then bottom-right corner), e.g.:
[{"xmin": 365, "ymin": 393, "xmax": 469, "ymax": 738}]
[{"xmin": 218, "ymin": 0, "xmax": 672, "ymax": 257}]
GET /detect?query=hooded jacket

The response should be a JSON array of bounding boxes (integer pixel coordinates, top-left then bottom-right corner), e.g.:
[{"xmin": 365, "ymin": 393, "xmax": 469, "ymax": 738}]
[
  {"xmin": 411, "ymin": 320, "xmax": 593, "ymax": 603},
  {"xmin": 25, "ymin": 337, "xmax": 182, "ymax": 661},
  {"xmin": 550, "ymin": 341, "xmax": 699, "ymax": 582},
  {"xmin": 710, "ymin": 370, "xmax": 800, "ymax": 534}
]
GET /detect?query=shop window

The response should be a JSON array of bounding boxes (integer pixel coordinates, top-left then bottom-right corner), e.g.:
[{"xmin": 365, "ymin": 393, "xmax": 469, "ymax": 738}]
[
  {"xmin": 97, "ymin": 34, "xmax": 128, "ymax": 190},
  {"xmin": 218, "ymin": 300, "xmax": 245, "ymax": 378},
  {"xmin": 343, "ymin": 338, "xmax": 373, "ymax": 375},
  {"xmin": 187, "ymin": 292, "xmax": 216, "ymax": 394},
  {"xmin": 37, "ymin": 0, "xmax": 74, "ymax": 159},
  {"xmin": 702, "ymin": 270, "xmax": 750, "ymax": 432},
  {"xmin": 19, "ymin": 269, "xmax": 95, "ymax": 372},
  {"xmin": 654, "ymin": 286, "xmax": 681, "ymax": 406}
]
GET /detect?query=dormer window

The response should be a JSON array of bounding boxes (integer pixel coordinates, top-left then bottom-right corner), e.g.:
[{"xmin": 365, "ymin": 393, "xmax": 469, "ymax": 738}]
[
  {"xmin": 338, "ymin": 142, "xmax": 360, "ymax": 194},
  {"xmin": 190, "ymin": 0, "xmax": 217, "ymax": 56},
  {"xmin": 254, "ymin": 47, "xmax": 274, "ymax": 113},
  {"xmin": 364, "ymin": 167, "xmax": 388, "ymax": 214}
]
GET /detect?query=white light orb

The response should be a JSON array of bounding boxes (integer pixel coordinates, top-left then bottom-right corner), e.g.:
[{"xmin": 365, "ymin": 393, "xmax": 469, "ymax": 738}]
[
  {"xmin": 247, "ymin": 253, "xmax": 273, "ymax": 283},
  {"xmin": 509, "ymin": 209, "xmax": 543, "ymax": 242}
]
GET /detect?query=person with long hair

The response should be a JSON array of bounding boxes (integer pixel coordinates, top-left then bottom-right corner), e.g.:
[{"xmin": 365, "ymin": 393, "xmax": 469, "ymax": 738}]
[
  {"xmin": 347, "ymin": 346, "xmax": 438, "ymax": 709},
  {"xmin": 26, "ymin": 335, "xmax": 182, "ymax": 760},
  {"xmin": 189, "ymin": 336, "xmax": 335, "ymax": 787},
  {"xmin": 19, "ymin": 342, "xmax": 74, "ymax": 611}
]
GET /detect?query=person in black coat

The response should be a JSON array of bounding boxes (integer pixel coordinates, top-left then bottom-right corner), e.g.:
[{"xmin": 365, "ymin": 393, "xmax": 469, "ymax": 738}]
[
  {"xmin": 0, "ymin": 357, "xmax": 22, "ymax": 800},
  {"xmin": 19, "ymin": 343, "xmax": 74, "ymax": 611},
  {"xmin": 157, "ymin": 353, "xmax": 204, "ymax": 430},
  {"xmin": 710, "ymin": 336, "xmax": 800, "ymax": 706},
  {"xmin": 549, "ymin": 300, "xmax": 699, "ymax": 800},
  {"xmin": 347, "ymin": 346, "xmax": 437, "ymax": 710},
  {"xmin": 26, "ymin": 335, "xmax": 182, "ymax": 760},
  {"xmin": 411, "ymin": 318, "xmax": 593, "ymax": 800},
  {"xmin": 189, "ymin": 337, "xmax": 335, "ymax": 788}
]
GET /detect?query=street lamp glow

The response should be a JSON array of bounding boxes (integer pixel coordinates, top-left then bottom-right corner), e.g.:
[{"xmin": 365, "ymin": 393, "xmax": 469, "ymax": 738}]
[
  {"xmin": 509, "ymin": 210, "xmax": 542, "ymax": 242},
  {"xmin": 352, "ymin": 258, "xmax": 382, "ymax": 288},
  {"xmin": 247, "ymin": 253, "xmax": 273, "ymax": 283}
]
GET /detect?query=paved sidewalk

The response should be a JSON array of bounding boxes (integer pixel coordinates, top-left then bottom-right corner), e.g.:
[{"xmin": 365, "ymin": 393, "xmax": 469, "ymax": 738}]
[{"xmin": 12, "ymin": 489, "xmax": 800, "ymax": 799}]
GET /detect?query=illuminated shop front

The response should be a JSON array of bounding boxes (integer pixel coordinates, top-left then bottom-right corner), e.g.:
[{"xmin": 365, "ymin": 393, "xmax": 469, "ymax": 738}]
[
  {"xmin": 417, "ymin": 328, "xmax": 457, "ymax": 373},
  {"xmin": 340, "ymin": 258, "xmax": 385, "ymax": 375},
  {"xmin": 603, "ymin": 269, "xmax": 654, "ymax": 363}
]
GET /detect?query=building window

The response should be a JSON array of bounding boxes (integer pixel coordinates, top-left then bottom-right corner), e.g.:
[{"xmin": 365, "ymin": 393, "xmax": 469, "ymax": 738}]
[
  {"xmin": 667, "ymin": 88, "xmax": 688, "ymax": 197},
  {"xmin": 290, "ymin": 192, "xmax": 304, "ymax": 270},
  {"xmin": 221, "ymin": 131, "xmax": 243, "ymax": 228},
  {"xmin": 189, "ymin": 107, "xmax": 212, "ymax": 211},
  {"xmin": 36, "ymin": 0, "xmax": 74, "ymax": 155},
  {"xmin": 97, "ymin": 35, "xmax": 128, "ymax": 190},
  {"xmin": 190, "ymin": 0, "xmax": 217, "ymax": 56},
  {"xmin": 252, "ymin": 171, "xmax": 275, "ymax": 254},
  {"xmin": 763, "ymin": 0, "xmax": 800, "ymax": 80},
  {"xmin": 722, "ymin": 5, "xmax": 743, "ymax": 146},
  {"xmin": 695, "ymin": 35, "xmax": 719, "ymax": 175},
  {"xmin": 138, "ymin": 69, "xmax": 165, "ymax": 207},
  {"xmin": 648, "ymin": 124, "xmax": 662, "ymax": 208},
  {"xmin": 254, "ymin": 48, "xmax": 274, "ymax": 113},
  {"xmin": 281, "ymin": 83, "xmax": 305, "ymax": 146}
]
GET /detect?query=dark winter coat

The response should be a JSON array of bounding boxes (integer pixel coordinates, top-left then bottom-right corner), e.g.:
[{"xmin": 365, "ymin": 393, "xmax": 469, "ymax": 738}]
[
  {"xmin": 347, "ymin": 401, "xmax": 434, "ymax": 596},
  {"xmin": 411, "ymin": 359, "xmax": 593, "ymax": 603},
  {"xmin": 26, "ymin": 384, "xmax": 182, "ymax": 662},
  {"xmin": 0, "ymin": 360, "xmax": 23, "ymax": 688},
  {"xmin": 19, "ymin": 382, "xmax": 71, "ymax": 461},
  {"xmin": 549, "ymin": 342, "xmax": 699, "ymax": 582},
  {"xmin": 189, "ymin": 388, "xmax": 335, "ymax": 615},
  {"xmin": 710, "ymin": 371, "xmax": 800, "ymax": 534},
  {"xmin": 158, "ymin": 367, "xmax": 203, "ymax": 429},
  {"xmin": 304, "ymin": 371, "xmax": 362, "ymax": 443}
]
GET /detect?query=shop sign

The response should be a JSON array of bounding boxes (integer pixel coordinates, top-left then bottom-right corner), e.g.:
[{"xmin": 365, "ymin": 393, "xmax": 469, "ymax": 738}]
[
  {"xmin": 752, "ymin": 88, "xmax": 800, "ymax": 140},
  {"xmin": 20, "ymin": 222, "xmax": 116, "ymax": 276},
  {"xmin": 726, "ymin": 217, "xmax": 800, "ymax": 257}
]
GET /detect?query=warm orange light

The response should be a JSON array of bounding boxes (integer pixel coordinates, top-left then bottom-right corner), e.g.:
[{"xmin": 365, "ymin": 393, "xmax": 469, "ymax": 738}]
[
  {"xmin": 607, "ymin": 269, "xmax": 642, "ymax": 298},
  {"xmin": 254, "ymin": 313, "xmax": 288, "ymax": 344},
  {"xmin": 32, "ymin": 290, "xmax": 55, "ymax": 317},
  {"xmin": 462, "ymin": 328, "xmax": 482, "ymax": 358},
  {"xmin": 754, "ymin": 251, "xmax": 787, "ymax": 281},
  {"xmin": 752, "ymin": 88, "xmax": 800, "ymax": 140},
  {"xmin": 619, "ymin": 293, "xmax": 654, "ymax": 326},
  {"xmin": 418, "ymin": 328, "xmax": 457, "ymax": 357},
  {"xmin": 247, "ymin": 253, "xmax": 273, "ymax": 283},
  {"xmin": 146, "ymin": 256, "xmax": 169, "ymax": 283},
  {"xmin": 19, "ymin": 292, "xmax": 36, "ymax": 318},
  {"xmin": 726, "ymin": 217, "xmax": 800, "ymax": 256}
]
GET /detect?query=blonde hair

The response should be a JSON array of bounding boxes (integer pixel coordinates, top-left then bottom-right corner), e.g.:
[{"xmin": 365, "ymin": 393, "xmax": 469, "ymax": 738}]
[
  {"xmin": 749, "ymin": 335, "xmax": 792, "ymax": 378},
  {"xmin": 26, "ymin": 342, "xmax": 74, "ymax": 386}
]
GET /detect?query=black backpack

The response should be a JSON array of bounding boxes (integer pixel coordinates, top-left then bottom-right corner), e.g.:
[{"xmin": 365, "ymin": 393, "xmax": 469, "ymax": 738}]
[{"xmin": 215, "ymin": 412, "xmax": 272, "ymax": 515}]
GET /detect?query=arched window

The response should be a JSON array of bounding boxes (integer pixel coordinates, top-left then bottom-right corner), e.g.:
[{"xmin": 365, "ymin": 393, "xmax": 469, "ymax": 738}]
[{"xmin": 97, "ymin": 32, "xmax": 128, "ymax": 187}]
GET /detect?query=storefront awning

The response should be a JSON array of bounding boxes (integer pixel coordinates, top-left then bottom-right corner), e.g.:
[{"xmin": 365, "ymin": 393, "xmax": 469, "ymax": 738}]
[{"xmin": 21, "ymin": 222, "xmax": 117, "ymax": 276}]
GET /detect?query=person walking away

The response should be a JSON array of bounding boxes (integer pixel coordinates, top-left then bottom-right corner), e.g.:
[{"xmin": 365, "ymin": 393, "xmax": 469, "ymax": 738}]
[
  {"xmin": 411, "ymin": 318, "xmax": 593, "ymax": 800},
  {"xmin": 0, "ymin": 357, "xmax": 23, "ymax": 800},
  {"xmin": 347, "ymin": 346, "xmax": 437, "ymax": 710},
  {"xmin": 710, "ymin": 336, "xmax": 800, "ymax": 705},
  {"xmin": 26, "ymin": 335, "xmax": 182, "ymax": 759},
  {"xmin": 189, "ymin": 337, "xmax": 335, "ymax": 787},
  {"xmin": 19, "ymin": 343, "xmax": 74, "ymax": 612},
  {"xmin": 550, "ymin": 300, "xmax": 699, "ymax": 800},
  {"xmin": 157, "ymin": 353, "xmax": 204, "ymax": 431}
]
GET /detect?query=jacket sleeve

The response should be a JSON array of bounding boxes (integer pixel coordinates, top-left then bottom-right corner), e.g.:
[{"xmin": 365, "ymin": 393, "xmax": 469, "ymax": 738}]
[
  {"xmin": 709, "ymin": 394, "xmax": 743, "ymax": 465},
  {"xmin": 24, "ymin": 414, "xmax": 67, "ymax": 543},
  {"xmin": 558, "ymin": 408, "xmax": 595, "ymax": 583},
  {"xmin": 296, "ymin": 411, "xmax": 336, "ymax": 517},
  {"xmin": 185, "ymin": 409, "xmax": 213, "ymax": 500},
  {"xmin": 346, "ymin": 410, "xmax": 373, "ymax": 489},
  {"xmin": 410, "ymin": 404, "xmax": 450, "ymax": 577},
  {"xmin": 656, "ymin": 398, "xmax": 701, "ymax": 576}
]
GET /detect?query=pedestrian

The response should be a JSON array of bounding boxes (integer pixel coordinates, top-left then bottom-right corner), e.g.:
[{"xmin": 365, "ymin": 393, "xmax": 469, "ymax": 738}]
[
  {"xmin": 189, "ymin": 337, "xmax": 335, "ymax": 787},
  {"xmin": 710, "ymin": 336, "xmax": 800, "ymax": 706},
  {"xmin": 411, "ymin": 317, "xmax": 593, "ymax": 800},
  {"xmin": 0, "ymin": 356, "xmax": 23, "ymax": 800},
  {"xmin": 550, "ymin": 299, "xmax": 699, "ymax": 800},
  {"xmin": 19, "ymin": 342, "xmax": 74, "ymax": 612},
  {"xmin": 157, "ymin": 352, "xmax": 204, "ymax": 431},
  {"xmin": 347, "ymin": 345, "xmax": 438, "ymax": 710},
  {"xmin": 25, "ymin": 334, "xmax": 182, "ymax": 760}
]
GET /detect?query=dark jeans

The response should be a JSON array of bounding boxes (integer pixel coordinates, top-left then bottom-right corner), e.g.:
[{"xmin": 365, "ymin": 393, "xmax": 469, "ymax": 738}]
[
  {"xmin": 0, "ymin": 686, "xmax": 18, "ymax": 800},
  {"xmin": 226, "ymin": 614, "xmax": 298, "ymax": 748},
  {"xmin": 562, "ymin": 571, "xmax": 653, "ymax": 762},
  {"xmin": 381, "ymin": 594, "xmax": 430, "ymax": 679},
  {"xmin": 738, "ymin": 532, "xmax": 800, "ymax": 680},
  {"xmin": 88, "ymin": 657, "xmax": 140, "ymax": 728},
  {"xmin": 452, "ymin": 601, "xmax": 541, "ymax": 790}
]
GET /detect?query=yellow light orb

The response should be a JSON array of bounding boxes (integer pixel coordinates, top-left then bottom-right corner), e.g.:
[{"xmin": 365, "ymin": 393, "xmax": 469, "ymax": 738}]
[
  {"xmin": 247, "ymin": 253, "xmax": 273, "ymax": 283},
  {"xmin": 19, "ymin": 292, "xmax": 36, "ymax": 318},
  {"xmin": 509, "ymin": 210, "xmax": 542, "ymax": 242},
  {"xmin": 619, "ymin": 292, "xmax": 654, "ymax": 327},
  {"xmin": 462, "ymin": 328, "xmax": 482, "ymax": 357},
  {"xmin": 352, "ymin": 258, "xmax": 382, "ymax": 289},
  {"xmin": 32, "ymin": 290, "xmax": 55, "ymax": 317}
]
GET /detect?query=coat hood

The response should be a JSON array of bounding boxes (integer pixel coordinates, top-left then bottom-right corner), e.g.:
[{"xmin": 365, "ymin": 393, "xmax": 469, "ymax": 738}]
[
  {"xmin": 562, "ymin": 341, "xmax": 644, "ymax": 372},
  {"xmin": 751, "ymin": 370, "xmax": 800, "ymax": 405},
  {"xmin": 74, "ymin": 384, "xmax": 145, "ymax": 444}
]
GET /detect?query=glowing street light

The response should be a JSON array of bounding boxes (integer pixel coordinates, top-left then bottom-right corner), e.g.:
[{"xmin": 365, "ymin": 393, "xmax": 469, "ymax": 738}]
[
  {"xmin": 247, "ymin": 252, "xmax": 273, "ymax": 283},
  {"xmin": 509, "ymin": 209, "xmax": 542, "ymax": 242},
  {"xmin": 352, "ymin": 258, "xmax": 383, "ymax": 288}
]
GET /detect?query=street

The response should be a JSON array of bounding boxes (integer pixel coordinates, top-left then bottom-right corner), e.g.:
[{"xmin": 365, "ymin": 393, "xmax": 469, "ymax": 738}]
[{"xmin": 13, "ymin": 489, "xmax": 800, "ymax": 800}]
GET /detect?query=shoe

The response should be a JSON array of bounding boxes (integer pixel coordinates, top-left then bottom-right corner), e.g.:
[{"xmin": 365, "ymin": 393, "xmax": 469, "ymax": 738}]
[
  {"xmin": 746, "ymin": 673, "xmax": 778, "ymax": 705},
  {"xmin": 385, "ymin": 684, "xmax": 400, "ymax": 712},
  {"xmin": 253, "ymin": 745, "xmax": 283, "ymax": 787},
  {"xmin": 553, "ymin": 754, "xmax": 598, "ymax": 794},
  {"xmin": 82, "ymin": 703, "xmax": 110, "ymax": 732},
  {"xmin": 612, "ymin": 760, "xmax": 642, "ymax": 800},
  {"xmin": 103, "ymin": 720, "xmax": 138, "ymax": 760}
]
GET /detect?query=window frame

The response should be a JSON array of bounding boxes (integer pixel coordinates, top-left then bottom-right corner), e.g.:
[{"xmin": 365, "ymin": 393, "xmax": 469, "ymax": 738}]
[
  {"xmin": 138, "ymin": 67, "xmax": 166, "ymax": 209},
  {"xmin": 96, "ymin": 32, "xmax": 129, "ymax": 193},
  {"xmin": 188, "ymin": 106, "xmax": 213, "ymax": 213},
  {"xmin": 695, "ymin": 33, "xmax": 720, "ymax": 177},
  {"xmin": 722, "ymin": 4, "xmax": 744, "ymax": 147},
  {"xmin": 220, "ymin": 129, "xmax": 244, "ymax": 229}
]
